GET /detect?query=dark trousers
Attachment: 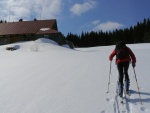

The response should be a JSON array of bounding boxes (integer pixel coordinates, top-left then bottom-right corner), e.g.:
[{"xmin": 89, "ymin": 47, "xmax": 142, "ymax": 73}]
[{"xmin": 117, "ymin": 61, "xmax": 130, "ymax": 91}]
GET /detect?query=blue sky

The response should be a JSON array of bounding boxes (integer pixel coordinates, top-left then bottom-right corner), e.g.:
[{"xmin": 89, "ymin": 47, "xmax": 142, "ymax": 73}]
[{"xmin": 0, "ymin": 0, "xmax": 150, "ymax": 36}]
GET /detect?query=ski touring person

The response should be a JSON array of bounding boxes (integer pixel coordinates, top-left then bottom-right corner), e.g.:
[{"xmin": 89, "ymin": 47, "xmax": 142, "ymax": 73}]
[{"xmin": 109, "ymin": 41, "xmax": 136, "ymax": 97}]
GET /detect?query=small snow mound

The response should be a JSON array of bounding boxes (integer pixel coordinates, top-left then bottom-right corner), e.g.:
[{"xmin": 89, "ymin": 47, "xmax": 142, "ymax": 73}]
[
  {"xmin": 62, "ymin": 44, "xmax": 70, "ymax": 48},
  {"xmin": 30, "ymin": 38, "xmax": 59, "ymax": 52},
  {"xmin": 35, "ymin": 38, "xmax": 58, "ymax": 45}
]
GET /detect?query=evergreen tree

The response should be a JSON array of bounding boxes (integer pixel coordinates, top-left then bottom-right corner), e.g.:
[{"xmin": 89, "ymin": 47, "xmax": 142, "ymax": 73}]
[{"xmin": 65, "ymin": 18, "xmax": 150, "ymax": 47}]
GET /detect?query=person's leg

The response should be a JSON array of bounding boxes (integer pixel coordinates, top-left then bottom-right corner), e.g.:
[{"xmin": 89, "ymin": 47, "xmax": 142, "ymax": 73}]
[
  {"xmin": 123, "ymin": 62, "xmax": 130, "ymax": 91},
  {"xmin": 117, "ymin": 63, "xmax": 124, "ymax": 96}
]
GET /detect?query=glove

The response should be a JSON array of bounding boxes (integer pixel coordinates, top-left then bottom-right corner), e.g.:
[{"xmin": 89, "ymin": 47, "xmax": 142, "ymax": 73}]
[
  {"xmin": 109, "ymin": 57, "xmax": 112, "ymax": 61},
  {"xmin": 109, "ymin": 55, "xmax": 113, "ymax": 61},
  {"xmin": 132, "ymin": 63, "xmax": 135, "ymax": 68}
]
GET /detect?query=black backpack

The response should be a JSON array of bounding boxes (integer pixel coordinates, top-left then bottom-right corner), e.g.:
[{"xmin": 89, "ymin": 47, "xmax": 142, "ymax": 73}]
[{"xmin": 115, "ymin": 41, "xmax": 129, "ymax": 60}]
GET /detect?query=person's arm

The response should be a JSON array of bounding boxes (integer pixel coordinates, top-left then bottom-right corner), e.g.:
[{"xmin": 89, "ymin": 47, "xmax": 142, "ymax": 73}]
[
  {"xmin": 127, "ymin": 47, "xmax": 136, "ymax": 67},
  {"xmin": 109, "ymin": 50, "xmax": 116, "ymax": 61}
]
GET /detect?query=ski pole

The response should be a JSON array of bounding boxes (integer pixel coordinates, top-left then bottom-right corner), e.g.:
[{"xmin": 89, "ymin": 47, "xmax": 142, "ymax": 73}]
[
  {"xmin": 106, "ymin": 61, "xmax": 112, "ymax": 93},
  {"xmin": 133, "ymin": 67, "xmax": 143, "ymax": 105}
]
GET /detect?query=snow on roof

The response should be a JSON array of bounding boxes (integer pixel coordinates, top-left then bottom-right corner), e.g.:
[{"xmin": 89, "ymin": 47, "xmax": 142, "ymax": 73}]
[{"xmin": 40, "ymin": 28, "xmax": 51, "ymax": 31}]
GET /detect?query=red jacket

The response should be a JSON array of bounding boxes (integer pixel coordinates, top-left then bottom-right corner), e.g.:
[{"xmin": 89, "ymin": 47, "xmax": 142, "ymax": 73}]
[{"xmin": 109, "ymin": 46, "xmax": 136, "ymax": 64}]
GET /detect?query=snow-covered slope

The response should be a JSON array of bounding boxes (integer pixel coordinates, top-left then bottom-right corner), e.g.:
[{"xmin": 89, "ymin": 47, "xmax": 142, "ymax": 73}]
[{"xmin": 0, "ymin": 38, "xmax": 149, "ymax": 113}]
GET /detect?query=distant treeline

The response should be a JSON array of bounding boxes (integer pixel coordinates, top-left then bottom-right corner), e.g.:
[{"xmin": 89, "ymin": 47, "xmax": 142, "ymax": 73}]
[{"xmin": 65, "ymin": 18, "xmax": 150, "ymax": 47}]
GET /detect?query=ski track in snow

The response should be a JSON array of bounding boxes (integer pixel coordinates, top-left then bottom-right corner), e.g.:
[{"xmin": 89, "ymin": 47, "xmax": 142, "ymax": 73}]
[
  {"xmin": 105, "ymin": 56, "xmax": 150, "ymax": 113},
  {"xmin": 105, "ymin": 71, "xmax": 149, "ymax": 113}
]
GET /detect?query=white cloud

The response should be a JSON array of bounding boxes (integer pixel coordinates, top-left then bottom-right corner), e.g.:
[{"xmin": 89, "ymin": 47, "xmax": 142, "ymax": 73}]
[
  {"xmin": 0, "ymin": 0, "xmax": 62, "ymax": 22},
  {"xmin": 70, "ymin": 0, "xmax": 96, "ymax": 15},
  {"xmin": 93, "ymin": 21, "xmax": 124, "ymax": 32},
  {"xmin": 79, "ymin": 20, "xmax": 100, "ymax": 30},
  {"xmin": 91, "ymin": 20, "xmax": 100, "ymax": 25},
  {"xmin": 79, "ymin": 20, "xmax": 124, "ymax": 33}
]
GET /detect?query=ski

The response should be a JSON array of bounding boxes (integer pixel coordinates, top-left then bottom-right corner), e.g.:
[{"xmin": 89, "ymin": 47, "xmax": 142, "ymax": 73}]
[
  {"xmin": 119, "ymin": 96, "xmax": 126, "ymax": 112},
  {"xmin": 119, "ymin": 94, "xmax": 124, "ymax": 104},
  {"xmin": 120, "ymin": 97, "xmax": 124, "ymax": 104},
  {"xmin": 124, "ymin": 89, "xmax": 131, "ymax": 101},
  {"xmin": 126, "ymin": 91, "xmax": 131, "ymax": 96},
  {"xmin": 121, "ymin": 100, "xmax": 124, "ymax": 104},
  {"xmin": 125, "ymin": 90, "xmax": 131, "ymax": 104},
  {"xmin": 113, "ymin": 82, "xmax": 132, "ymax": 112},
  {"xmin": 119, "ymin": 87, "xmax": 130, "ymax": 112},
  {"xmin": 116, "ymin": 81, "xmax": 126, "ymax": 112}
]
